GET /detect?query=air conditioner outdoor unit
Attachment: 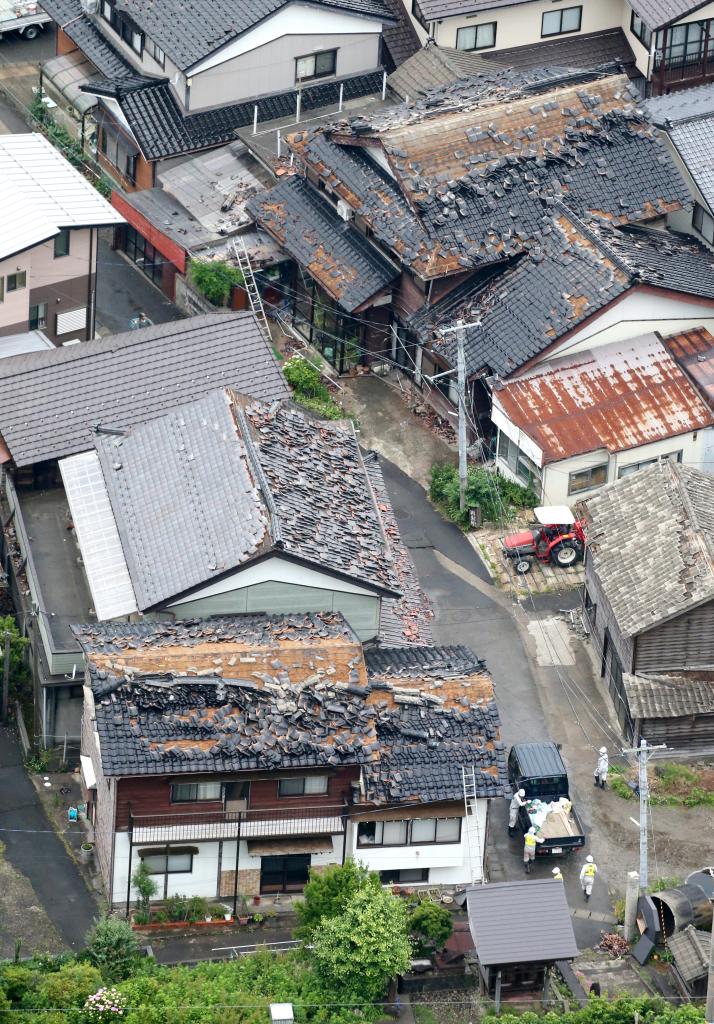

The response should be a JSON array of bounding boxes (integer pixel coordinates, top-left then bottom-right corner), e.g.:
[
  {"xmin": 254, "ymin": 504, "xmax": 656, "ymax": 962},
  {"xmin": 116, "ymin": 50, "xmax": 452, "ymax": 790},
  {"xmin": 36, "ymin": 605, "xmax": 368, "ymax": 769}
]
[{"xmin": 336, "ymin": 198, "xmax": 353, "ymax": 222}]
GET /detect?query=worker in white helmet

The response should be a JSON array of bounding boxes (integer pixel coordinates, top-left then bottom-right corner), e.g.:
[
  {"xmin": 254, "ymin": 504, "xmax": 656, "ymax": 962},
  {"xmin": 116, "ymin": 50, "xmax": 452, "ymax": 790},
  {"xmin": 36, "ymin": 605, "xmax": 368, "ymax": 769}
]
[
  {"xmin": 552, "ymin": 866, "xmax": 564, "ymax": 881},
  {"xmin": 579, "ymin": 855, "xmax": 597, "ymax": 901},
  {"xmin": 523, "ymin": 826, "xmax": 544, "ymax": 873},
  {"xmin": 594, "ymin": 747, "xmax": 609, "ymax": 789},
  {"xmin": 508, "ymin": 789, "xmax": 526, "ymax": 835}
]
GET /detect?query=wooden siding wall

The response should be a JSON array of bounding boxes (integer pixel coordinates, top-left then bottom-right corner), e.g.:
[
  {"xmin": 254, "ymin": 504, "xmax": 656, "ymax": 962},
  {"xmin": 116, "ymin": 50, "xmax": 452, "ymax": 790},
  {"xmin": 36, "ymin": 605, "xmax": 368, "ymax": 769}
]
[
  {"xmin": 115, "ymin": 766, "xmax": 359, "ymax": 828},
  {"xmin": 638, "ymin": 712, "xmax": 714, "ymax": 751},
  {"xmin": 635, "ymin": 599, "xmax": 714, "ymax": 672},
  {"xmin": 584, "ymin": 556, "xmax": 636, "ymax": 672}
]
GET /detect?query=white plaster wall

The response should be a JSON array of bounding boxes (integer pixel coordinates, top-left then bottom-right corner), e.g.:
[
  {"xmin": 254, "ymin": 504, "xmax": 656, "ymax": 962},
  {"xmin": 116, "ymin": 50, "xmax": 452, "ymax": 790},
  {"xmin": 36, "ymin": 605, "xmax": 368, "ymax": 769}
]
[
  {"xmin": 424, "ymin": 0, "xmax": 622, "ymax": 50},
  {"xmin": 538, "ymin": 291, "xmax": 714, "ymax": 362},
  {"xmin": 349, "ymin": 805, "xmax": 487, "ymax": 885},
  {"xmin": 29, "ymin": 229, "xmax": 92, "ymax": 289}
]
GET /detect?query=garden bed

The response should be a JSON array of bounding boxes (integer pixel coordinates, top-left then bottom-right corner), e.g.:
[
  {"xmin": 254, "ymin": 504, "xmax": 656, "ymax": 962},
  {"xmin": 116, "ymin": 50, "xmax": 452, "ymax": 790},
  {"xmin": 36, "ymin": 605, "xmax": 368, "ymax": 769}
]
[{"xmin": 609, "ymin": 762, "xmax": 714, "ymax": 807}]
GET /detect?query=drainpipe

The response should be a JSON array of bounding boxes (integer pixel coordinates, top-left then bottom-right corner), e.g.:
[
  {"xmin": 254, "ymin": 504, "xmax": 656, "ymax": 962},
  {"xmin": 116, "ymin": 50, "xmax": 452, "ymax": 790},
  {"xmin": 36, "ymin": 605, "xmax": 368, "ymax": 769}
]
[
  {"xmin": 86, "ymin": 227, "xmax": 95, "ymax": 339},
  {"xmin": 231, "ymin": 814, "xmax": 242, "ymax": 917},
  {"xmin": 124, "ymin": 804, "xmax": 134, "ymax": 919}
]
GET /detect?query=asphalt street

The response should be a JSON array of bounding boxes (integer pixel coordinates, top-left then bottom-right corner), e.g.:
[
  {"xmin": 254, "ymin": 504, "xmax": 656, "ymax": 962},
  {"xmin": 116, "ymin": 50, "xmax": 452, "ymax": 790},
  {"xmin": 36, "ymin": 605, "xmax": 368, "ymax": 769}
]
[
  {"xmin": 0, "ymin": 726, "xmax": 99, "ymax": 950},
  {"xmin": 95, "ymin": 238, "xmax": 184, "ymax": 334}
]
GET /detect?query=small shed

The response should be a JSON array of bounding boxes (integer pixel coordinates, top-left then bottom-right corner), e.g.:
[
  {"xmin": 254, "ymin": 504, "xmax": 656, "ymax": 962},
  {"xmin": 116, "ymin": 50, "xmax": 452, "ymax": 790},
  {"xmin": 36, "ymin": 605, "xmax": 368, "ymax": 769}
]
[
  {"xmin": 467, "ymin": 880, "xmax": 578, "ymax": 1010},
  {"xmin": 668, "ymin": 926, "xmax": 710, "ymax": 998}
]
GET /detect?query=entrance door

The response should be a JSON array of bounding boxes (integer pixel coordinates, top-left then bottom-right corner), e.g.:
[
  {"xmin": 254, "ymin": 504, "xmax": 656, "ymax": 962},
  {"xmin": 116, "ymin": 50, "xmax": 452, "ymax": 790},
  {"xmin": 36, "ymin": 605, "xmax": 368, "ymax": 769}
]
[{"xmin": 260, "ymin": 855, "xmax": 311, "ymax": 893}]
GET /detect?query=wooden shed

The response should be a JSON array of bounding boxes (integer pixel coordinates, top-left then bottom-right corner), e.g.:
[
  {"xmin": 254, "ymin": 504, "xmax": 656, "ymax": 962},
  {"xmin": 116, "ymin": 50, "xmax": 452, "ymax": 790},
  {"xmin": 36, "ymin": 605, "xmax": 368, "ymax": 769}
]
[{"xmin": 623, "ymin": 673, "xmax": 714, "ymax": 751}]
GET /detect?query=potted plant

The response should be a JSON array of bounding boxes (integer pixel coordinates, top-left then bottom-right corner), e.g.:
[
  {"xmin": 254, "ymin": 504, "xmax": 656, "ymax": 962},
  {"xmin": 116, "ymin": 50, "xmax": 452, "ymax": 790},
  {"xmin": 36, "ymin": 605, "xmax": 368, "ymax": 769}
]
[
  {"xmin": 79, "ymin": 841, "xmax": 94, "ymax": 865},
  {"xmin": 252, "ymin": 912, "xmax": 264, "ymax": 926},
  {"xmin": 252, "ymin": 895, "xmax": 261, "ymax": 906}
]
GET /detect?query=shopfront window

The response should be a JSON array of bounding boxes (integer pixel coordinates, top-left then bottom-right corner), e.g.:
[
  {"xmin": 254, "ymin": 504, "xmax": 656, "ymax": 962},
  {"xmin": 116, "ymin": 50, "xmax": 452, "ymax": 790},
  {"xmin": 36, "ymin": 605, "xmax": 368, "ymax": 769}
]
[{"xmin": 292, "ymin": 276, "xmax": 363, "ymax": 374}]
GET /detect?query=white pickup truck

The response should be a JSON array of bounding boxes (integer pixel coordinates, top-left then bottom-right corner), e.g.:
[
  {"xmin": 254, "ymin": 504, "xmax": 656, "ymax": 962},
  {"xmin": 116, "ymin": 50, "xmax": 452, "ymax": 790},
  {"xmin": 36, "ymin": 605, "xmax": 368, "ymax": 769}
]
[{"xmin": 0, "ymin": 0, "xmax": 51, "ymax": 40}]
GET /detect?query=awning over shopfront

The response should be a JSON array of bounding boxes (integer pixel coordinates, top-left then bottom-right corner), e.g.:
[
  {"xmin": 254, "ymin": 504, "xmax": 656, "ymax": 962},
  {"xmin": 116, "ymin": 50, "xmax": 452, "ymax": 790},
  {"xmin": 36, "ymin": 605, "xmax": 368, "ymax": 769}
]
[{"xmin": 247, "ymin": 838, "xmax": 334, "ymax": 856}]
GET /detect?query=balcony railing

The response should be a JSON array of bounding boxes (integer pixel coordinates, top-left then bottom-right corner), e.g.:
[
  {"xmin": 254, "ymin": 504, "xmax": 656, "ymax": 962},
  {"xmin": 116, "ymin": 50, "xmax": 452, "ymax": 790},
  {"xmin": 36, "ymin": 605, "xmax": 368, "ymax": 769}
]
[
  {"xmin": 655, "ymin": 52, "xmax": 714, "ymax": 87},
  {"xmin": 128, "ymin": 803, "xmax": 348, "ymax": 844}
]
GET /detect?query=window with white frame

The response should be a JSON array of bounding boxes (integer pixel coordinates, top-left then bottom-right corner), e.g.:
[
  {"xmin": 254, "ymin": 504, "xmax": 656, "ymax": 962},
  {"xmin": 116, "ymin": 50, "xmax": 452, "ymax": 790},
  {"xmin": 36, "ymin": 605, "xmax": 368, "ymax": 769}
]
[
  {"xmin": 139, "ymin": 848, "xmax": 195, "ymax": 874},
  {"xmin": 357, "ymin": 818, "xmax": 462, "ymax": 847},
  {"xmin": 542, "ymin": 6, "xmax": 582, "ymax": 36},
  {"xmin": 295, "ymin": 49, "xmax": 336, "ymax": 83},
  {"xmin": 277, "ymin": 775, "xmax": 329, "ymax": 796},
  {"xmin": 456, "ymin": 22, "xmax": 496, "ymax": 50},
  {"xmin": 617, "ymin": 450, "xmax": 682, "ymax": 478},
  {"xmin": 171, "ymin": 781, "xmax": 223, "ymax": 802},
  {"xmin": 693, "ymin": 202, "xmax": 714, "ymax": 244}
]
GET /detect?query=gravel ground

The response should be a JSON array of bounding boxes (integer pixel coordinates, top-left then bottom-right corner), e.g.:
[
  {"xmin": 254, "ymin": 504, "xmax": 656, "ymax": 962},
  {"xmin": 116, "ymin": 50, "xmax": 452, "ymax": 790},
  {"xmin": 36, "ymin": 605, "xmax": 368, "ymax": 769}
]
[{"xmin": 0, "ymin": 842, "xmax": 66, "ymax": 959}]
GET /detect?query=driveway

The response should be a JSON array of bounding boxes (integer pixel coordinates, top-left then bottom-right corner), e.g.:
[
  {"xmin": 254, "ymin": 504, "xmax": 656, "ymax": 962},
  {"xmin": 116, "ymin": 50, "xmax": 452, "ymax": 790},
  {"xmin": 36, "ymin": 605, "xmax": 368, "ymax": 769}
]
[{"xmin": 0, "ymin": 726, "xmax": 99, "ymax": 951}]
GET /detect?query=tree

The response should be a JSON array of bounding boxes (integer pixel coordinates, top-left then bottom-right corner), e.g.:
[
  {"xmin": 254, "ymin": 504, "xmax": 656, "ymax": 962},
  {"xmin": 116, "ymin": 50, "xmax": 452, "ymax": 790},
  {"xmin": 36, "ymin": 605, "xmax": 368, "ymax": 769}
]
[
  {"xmin": 0, "ymin": 614, "xmax": 30, "ymax": 704},
  {"xmin": 294, "ymin": 860, "xmax": 381, "ymax": 938},
  {"xmin": 85, "ymin": 917, "xmax": 142, "ymax": 983},
  {"xmin": 189, "ymin": 259, "xmax": 243, "ymax": 307},
  {"xmin": 408, "ymin": 900, "xmax": 453, "ymax": 955},
  {"xmin": 131, "ymin": 862, "xmax": 157, "ymax": 921},
  {"xmin": 311, "ymin": 885, "xmax": 412, "ymax": 1002}
]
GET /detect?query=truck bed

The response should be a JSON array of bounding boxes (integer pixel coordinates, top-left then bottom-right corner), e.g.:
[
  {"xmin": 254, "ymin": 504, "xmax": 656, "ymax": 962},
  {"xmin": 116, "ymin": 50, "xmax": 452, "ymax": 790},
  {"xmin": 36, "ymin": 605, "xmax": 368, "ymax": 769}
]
[
  {"xmin": 0, "ymin": 0, "xmax": 50, "ymax": 30},
  {"xmin": 535, "ymin": 806, "xmax": 580, "ymax": 840}
]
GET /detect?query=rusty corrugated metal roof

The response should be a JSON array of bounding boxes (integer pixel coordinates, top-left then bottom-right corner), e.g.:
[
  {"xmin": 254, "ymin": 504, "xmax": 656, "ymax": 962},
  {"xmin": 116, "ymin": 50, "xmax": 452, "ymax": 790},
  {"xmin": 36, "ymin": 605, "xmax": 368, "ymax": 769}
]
[
  {"xmin": 493, "ymin": 333, "xmax": 714, "ymax": 463},
  {"xmin": 664, "ymin": 327, "xmax": 714, "ymax": 406}
]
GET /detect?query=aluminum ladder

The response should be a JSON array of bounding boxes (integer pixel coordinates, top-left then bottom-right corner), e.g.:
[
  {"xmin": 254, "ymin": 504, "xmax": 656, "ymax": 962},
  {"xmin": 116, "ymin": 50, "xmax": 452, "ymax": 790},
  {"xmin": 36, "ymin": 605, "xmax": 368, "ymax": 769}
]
[
  {"xmin": 232, "ymin": 238, "xmax": 271, "ymax": 343},
  {"xmin": 462, "ymin": 765, "xmax": 486, "ymax": 886}
]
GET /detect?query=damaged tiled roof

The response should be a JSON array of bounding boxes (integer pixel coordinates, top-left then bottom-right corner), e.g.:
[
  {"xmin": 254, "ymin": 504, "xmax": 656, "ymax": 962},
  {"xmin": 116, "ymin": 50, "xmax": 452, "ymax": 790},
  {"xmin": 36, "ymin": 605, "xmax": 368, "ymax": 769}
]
[
  {"xmin": 103, "ymin": 0, "xmax": 393, "ymax": 71},
  {"xmin": 580, "ymin": 462, "xmax": 714, "ymax": 637},
  {"xmin": 668, "ymin": 927, "xmax": 711, "ymax": 983},
  {"xmin": 485, "ymin": 30, "xmax": 637, "ymax": 75},
  {"xmin": 63, "ymin": 389, "xmax": 400, "ymax": 614},
  {"xmin": 98, "ymin": 72, "xmax": 385, "ymax": 162},
  {"xmin": 380, "ymin": 0, "xmax": 421, "ymax": 69},
  {"xmin": 76, "ymin": 614, "xmax": 507, "ymax": 802},
  {"xmin": 365, "ymin": 645, "xmax": 485, "ymax": 679},
  {"xmin": 492, "ymin": 333, "xmax": 714, "ymax": 464},
  {"xmin": 0, "ymin": 313, "xmax": 288, "ymax": 468},
  {"xmin": 247, "ymin": 175, "xmax": 398, "ymax": 312},
  {"xmin": 388, "ymin": 43, "xmax": 505, "ymax": 100},
  {"xmin": 623, "ymin": 672, "xmax": 714, "ymax": 719},
  {"xmin": 283, "ymin": 73, "xmax": 687, "ymax": 280},
  {"xmin": 416, "ymin": 218, "xmax": 714, "ymax": 378},
  {"xmin": 363, "ymin": 452, "xmax": 433, "ymax": 646}
]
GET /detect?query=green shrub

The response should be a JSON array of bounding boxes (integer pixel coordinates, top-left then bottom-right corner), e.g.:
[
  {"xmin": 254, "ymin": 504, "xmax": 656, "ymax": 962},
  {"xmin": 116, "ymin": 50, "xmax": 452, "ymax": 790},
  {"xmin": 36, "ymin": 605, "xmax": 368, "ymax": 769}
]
[
  {"xmin": 656, "ymin": 763, "xmax": 697, "ymax": 786},
  {"xmin": 189, "ymin": 259, "xmax": 243, "ymax": 306},
  {"xmin": 165, "ymin": 894, "xmax": 188, "ymax": 922},
  {"xmin": 283, "ymin": 355, "xmax": 331, "ymax": 401},
  {"xmin": 131, "ymin": 863, "xmax": 157, "ymax": 916},
  {"xmin": 0, "ymin": 964, "xmax": 36, "ymax": 1004},
  {"xmin": 32, "ymin": 961, "xmax": 103, "ymax": 1010},
  {"xmin": 297, "ymin": 395, "xmax": 344, "ymax": 420},
  {"xmin": 429, "ymin": 461, "xmax": 535, "ymax": 528},
  {"xmin": 0, "ymin": 988, "xmax": 9, "ymax": 1023},
  {"xmin": 294, "ymin": 860, "xmax": 381, "ymax": 939},
  {"xmin": 185, "ymin": 896, "xmax": 210, "ymax": 923},
  {"xmin": 609, "ymin": 775, "xmax": 634, "ymax": 800},
  {"xmin": 85, "ymin": 917, "xmax": 142, "ymax": 983},
  {"xmin": 408, "ymin": 901, "xmax": 453, "ymax": 954}
]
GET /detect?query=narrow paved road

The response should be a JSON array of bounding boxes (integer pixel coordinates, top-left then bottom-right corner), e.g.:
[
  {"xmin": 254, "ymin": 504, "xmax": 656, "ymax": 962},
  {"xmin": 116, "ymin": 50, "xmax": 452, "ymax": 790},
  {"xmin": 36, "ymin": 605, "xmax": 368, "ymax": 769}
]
[
  {"xmin": 378, "ymin": 456, "xmax": 614, "ymax": 950},
  {"xmin": 0, "ymin": 726, "xmax": 99, "ymax": 950},
  {"xmin": 95, "ymin": 238, "xmax": 183, "ymax": 334}
]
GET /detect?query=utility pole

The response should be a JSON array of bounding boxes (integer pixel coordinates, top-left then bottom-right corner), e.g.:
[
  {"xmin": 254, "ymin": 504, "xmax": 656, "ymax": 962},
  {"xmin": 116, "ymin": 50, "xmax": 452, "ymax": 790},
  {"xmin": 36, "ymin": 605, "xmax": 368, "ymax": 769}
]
[
  {"xmin": 621, "ymin": 738, "xmax": 666, "ymax": 890},
  {"xmin": 455, "ymin": 318, "xmax": 468, "ymax": 513},
  {"xmin": 1, "ymin": 630, "xmax": 11, "ymax": 725},
  {"xmin": 707, "ymin": 902, "xmax": 714, "ymax": 1024}
]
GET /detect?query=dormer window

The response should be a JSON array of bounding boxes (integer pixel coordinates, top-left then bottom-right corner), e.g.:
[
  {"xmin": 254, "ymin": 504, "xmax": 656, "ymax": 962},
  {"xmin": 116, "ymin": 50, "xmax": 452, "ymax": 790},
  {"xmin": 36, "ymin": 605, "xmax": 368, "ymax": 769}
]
[{"xmin": 146, "ymin": 38, "xmax": 165, "ymax": 68}]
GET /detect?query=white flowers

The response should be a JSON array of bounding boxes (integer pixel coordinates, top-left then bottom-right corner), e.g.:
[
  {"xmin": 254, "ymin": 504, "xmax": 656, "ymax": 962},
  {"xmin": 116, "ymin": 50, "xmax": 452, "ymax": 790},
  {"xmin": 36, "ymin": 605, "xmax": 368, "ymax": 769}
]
[{"xmin": 83, "ymin": 986, "xmax": 128, "ymax": 1021}]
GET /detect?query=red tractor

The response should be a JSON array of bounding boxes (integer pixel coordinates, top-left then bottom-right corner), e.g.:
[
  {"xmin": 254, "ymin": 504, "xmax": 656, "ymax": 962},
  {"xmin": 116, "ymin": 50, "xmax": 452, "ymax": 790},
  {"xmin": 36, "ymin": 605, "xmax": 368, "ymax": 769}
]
[{"xmin": 502, "ymin": 506, "xmax": 586, "ymax": 574}]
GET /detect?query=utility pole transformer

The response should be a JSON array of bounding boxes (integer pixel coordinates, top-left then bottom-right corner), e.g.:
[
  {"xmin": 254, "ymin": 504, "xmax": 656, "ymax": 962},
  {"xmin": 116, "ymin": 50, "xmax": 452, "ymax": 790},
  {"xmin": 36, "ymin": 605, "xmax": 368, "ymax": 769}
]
[
  {"xmin": 455, "ymin": 319, "xmax": 468, "ymax": 512},
  {"xmin": 621, "ymin": 738, "xmax": 666, "ymax": 890}
]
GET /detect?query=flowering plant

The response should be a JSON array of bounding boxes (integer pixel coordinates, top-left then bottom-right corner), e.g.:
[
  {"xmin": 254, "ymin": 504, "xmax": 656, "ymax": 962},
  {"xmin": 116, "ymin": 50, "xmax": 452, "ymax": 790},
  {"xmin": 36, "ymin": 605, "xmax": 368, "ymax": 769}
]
[{"xmin": 83, "ymin": 986, "xmax": 128, "ymax": 1022}]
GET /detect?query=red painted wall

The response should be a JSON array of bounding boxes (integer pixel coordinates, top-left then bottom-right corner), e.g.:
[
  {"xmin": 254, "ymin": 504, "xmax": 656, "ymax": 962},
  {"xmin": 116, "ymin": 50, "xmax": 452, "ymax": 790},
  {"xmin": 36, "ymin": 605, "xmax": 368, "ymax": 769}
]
[{"xmin": 111, "ymin": 191, "xmax": 187, "ymax": 273}]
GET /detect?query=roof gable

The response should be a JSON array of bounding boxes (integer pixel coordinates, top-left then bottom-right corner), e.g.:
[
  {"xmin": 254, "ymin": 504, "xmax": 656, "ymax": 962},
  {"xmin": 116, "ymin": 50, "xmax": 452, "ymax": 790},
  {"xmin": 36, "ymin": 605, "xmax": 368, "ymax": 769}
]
[{"xmin": 582, "ymin": 462, "xmax": 714, "ymax": 636}]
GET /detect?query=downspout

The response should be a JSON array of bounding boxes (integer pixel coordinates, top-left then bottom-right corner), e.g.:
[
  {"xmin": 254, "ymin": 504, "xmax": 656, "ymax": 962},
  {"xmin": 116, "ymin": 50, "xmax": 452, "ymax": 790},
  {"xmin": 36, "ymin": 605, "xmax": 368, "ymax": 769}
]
[
  {"xmin": 231, "ymin": 814, "xmax": 242, "ymax": 917},
  {"xmin": 86, "ymin": 227, "xmax": 95, "ymax": 340},
  {"xmin": 124, "ymin": 802, "xmax": 133, "ymax": 919},
  {"xmin": 658, "ymin": 25, "xmax": 668, "ymax": 94}
]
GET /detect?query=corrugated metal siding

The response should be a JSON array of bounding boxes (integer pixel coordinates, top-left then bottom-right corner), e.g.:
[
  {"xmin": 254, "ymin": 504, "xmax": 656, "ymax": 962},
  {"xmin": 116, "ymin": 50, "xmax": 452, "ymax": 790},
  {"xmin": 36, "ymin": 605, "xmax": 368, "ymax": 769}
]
[
  {"xmin": 640, "ymin": 713, "xmax": 714, "ymax": 751},
  {"xmin": 635, "ymin": 600, "xmax": 714, "ymax": 672}
]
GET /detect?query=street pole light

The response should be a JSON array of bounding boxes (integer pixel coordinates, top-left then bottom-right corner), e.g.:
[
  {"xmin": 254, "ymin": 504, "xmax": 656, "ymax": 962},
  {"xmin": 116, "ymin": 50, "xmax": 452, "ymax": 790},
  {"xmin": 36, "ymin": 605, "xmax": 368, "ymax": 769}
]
[{"xmin": 621, "ymin": 738, "xmax": 666, "ymax": 890}]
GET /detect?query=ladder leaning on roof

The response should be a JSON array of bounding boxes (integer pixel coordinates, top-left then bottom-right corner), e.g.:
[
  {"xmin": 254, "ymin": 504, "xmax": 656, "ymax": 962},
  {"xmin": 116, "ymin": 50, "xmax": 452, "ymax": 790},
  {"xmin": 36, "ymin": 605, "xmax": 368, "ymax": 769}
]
[
  {"xmin": 462, "ymin": 765, "xmax": 486, "ymax": 886},
  {"xmin": 232, "ymin": 237, "xmax": 271, "ymax": 343}
]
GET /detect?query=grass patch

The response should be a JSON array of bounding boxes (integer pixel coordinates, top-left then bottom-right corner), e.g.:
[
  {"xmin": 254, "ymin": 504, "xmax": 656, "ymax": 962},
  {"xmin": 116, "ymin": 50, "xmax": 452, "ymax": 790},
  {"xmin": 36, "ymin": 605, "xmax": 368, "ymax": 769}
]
[
  {"xmin": 608, "ymin": 761, "xmax": 714, "ymax": 808},
  {"xmin": 414, "ymin": 1007, "xmax": 439, "ymax": 1024},
  {"xmin": 283, "ymin": 353, "xmax": 349, "ymax": 421}
]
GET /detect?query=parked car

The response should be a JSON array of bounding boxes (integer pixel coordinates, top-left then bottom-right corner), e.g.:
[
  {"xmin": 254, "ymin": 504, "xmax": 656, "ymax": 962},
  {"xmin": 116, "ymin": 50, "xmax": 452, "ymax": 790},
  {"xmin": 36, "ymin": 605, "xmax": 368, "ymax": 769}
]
[{"xmin": 0, "ymin": 0, "xmax": 50, "ymax": 40}]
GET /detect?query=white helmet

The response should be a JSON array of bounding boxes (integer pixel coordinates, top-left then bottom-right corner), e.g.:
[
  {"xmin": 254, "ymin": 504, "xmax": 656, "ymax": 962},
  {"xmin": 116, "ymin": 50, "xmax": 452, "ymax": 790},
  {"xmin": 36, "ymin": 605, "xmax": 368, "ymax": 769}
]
[
  {"xmin": 586, "ymin": 855, "xmax": 594, "ymax": 863},
  {"xmin": 552, "ymin": 867, "xmax": 561, "ymax": 875},
  {"xmin": 599, "ymin": 747, "xmax": 607, "ymax": 754},
  {"xmin": 528, "ymin": 826, "xmax": 537, "ymax": 834},
  {"xmin": 518, "ymin": 789, "xmax": 525, "ymax": 797}
]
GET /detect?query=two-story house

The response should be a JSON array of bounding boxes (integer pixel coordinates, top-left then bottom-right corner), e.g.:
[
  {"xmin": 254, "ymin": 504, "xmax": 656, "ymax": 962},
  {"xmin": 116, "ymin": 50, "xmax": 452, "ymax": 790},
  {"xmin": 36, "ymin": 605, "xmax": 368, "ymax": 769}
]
[
  {"xmin": 580, "ymin": 460, "xmax": 714, "ymax": 750},
  {"xmin": 0, "ymin": 133, "xmax": 123, "ymax": 344},
  {"xmin": 74, "ymin": 613, "xmax": 507, "ymax": 906},
  {"xmin": 404, "ymin": 0, "xmax": 714, "ymax": 97},
  {"xmin": 0, "ymin": 312, "xmax": 289, "ymax": 746},
  {"xmin": 40, "ymin": 0, "xmax": 411, "ymax": 192},
  {"xmin": 250, "ymin": 69, "xmax": 709, "ymax": 431}
]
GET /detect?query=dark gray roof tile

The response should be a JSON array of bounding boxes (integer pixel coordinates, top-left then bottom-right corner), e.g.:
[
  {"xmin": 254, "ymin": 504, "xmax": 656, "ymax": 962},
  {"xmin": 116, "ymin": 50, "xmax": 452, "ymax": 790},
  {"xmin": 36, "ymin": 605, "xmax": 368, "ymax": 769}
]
[{"xmin": 467, "ymin": 880, "xmax": 578, "ymax": 965}]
